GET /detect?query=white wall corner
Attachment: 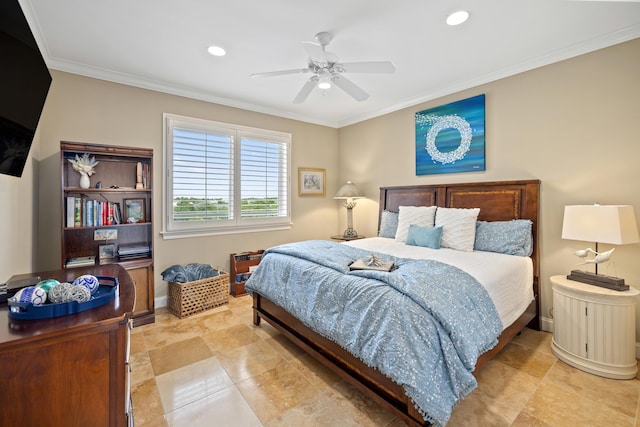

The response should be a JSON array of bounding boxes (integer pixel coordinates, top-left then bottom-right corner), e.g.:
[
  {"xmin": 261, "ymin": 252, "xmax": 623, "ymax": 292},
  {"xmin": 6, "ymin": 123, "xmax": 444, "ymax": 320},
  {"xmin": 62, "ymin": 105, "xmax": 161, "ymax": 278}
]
[{"xmin": 156, "ymin": 295, "xmax": 168, "ymax": 309}]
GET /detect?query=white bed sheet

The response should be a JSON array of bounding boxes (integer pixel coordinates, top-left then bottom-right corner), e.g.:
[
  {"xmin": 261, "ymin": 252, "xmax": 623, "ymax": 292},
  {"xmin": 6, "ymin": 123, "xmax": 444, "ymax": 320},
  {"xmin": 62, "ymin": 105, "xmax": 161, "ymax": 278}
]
[{"xmin": 343, "ymin": 237, "xmax": 534, "ymax": 330}]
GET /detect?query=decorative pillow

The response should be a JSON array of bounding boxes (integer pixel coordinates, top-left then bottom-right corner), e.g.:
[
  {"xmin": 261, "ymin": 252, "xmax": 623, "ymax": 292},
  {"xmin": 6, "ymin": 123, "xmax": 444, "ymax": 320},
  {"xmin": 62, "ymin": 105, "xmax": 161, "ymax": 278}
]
[
  {"xmin": 435, "ymin": 207, "xmax": 480, "ymax": 251},
  {"xmin": 474, "ymin": 219, "xmax": 533, "ymax": 256},
  {"xmin": 406, "ymin": 225, "xmax": 443, "ymax": 249},
  {"xmin": 378, "ymin": 210, "xmax": 399, "ymax": 238},
  {"xmin": 395, "ymin": 205, "xmax": 437, "ymax": 242}
]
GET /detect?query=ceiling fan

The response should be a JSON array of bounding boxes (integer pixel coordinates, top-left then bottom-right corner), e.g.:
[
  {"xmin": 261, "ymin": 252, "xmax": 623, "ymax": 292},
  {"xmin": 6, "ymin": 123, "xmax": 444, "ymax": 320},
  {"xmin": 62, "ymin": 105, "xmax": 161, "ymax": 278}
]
[{"xmin": 250, "ymin": 32, "xmax": 396, "ymax": 104}]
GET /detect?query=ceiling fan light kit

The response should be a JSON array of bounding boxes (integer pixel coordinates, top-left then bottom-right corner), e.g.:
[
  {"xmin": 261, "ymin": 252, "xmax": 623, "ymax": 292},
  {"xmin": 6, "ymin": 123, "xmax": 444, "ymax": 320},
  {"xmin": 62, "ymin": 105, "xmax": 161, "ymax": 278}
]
[
  {"xmin": 446, "ymin": 10, "xmax": 470, "ymax": 26},
  {"xmin": 251, "ymin": 32, "xmax": 396, "ymax": 103},
  {"xmin": 207, "ymin": 46, "xmax": 226, "ymax": 56}
]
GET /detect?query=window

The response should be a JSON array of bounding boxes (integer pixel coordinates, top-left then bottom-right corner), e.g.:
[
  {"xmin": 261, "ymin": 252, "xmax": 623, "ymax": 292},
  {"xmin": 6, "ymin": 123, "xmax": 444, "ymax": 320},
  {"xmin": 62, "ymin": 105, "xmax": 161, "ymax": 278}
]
[{"xmin": 162, "ymin": 113, "xmax": 291, "ymax": 239}]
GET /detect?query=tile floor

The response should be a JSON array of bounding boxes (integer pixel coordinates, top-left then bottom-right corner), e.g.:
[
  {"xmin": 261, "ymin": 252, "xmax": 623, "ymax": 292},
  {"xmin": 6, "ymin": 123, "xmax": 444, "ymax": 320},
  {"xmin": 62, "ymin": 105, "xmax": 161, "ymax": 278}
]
[{"xmin": 130, "ymin": 295, "xmax": 640, "ymax": 426}]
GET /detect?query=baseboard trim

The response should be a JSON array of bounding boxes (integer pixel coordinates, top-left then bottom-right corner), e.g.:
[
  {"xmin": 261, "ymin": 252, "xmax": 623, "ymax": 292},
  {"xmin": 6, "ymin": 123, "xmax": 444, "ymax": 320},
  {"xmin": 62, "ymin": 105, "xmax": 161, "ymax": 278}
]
[
  {"xmin": 540, "ymin": 315, "xmax": 553, "ymax": 333},
  {"xmin": 156, "ymin": 295, "xmax": 167, "ymax": 308}
]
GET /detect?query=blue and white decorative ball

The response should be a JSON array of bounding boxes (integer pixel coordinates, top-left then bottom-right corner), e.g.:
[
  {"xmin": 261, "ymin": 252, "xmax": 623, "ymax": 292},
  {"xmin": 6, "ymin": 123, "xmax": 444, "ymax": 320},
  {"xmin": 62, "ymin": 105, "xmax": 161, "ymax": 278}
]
[
  {"xmin": 36, "ymin": 279, "xmax": 60, "ymax": 294},
  {"xmin": 13, "ymin": 286, "xmax": 47, "ymax": 305},
  {"xmin": 72, "ymin": 274, "xmax": 100, "ymax": 295}
]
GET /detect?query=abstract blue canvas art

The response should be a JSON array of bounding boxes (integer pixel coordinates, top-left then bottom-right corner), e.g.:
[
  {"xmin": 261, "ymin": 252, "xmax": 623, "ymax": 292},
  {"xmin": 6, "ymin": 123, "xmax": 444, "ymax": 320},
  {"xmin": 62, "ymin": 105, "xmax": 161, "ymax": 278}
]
[{"xmin": 415, "ymin": 94, "xmax": 485, "ymax": 175}]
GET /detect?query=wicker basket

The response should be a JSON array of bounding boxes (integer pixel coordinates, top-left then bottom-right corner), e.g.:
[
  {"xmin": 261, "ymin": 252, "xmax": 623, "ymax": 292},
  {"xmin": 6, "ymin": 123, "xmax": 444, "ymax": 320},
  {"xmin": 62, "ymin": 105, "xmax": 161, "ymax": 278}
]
[{"xmin": 167, "ymin": 269, "xmax": 229, "ymax": 318}]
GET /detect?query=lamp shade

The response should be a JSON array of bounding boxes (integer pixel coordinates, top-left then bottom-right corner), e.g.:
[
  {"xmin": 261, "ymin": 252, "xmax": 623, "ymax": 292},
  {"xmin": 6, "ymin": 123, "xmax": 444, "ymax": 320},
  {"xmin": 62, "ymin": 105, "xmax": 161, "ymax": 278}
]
[
  {"xmin": 561, "ymin": 205, "xmax": 640, "ymax": 245},
  {"xmin": 334, "ymin": 181, "xmax": 364, "ymax": 199}
]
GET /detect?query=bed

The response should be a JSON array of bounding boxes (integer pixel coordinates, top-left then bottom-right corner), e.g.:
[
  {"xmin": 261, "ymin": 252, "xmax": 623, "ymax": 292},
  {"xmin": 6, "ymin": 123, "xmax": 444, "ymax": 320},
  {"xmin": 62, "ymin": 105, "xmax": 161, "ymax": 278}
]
[{"xmin": 247, "ymin": 179, "xmax": 540, "ymax": 426}]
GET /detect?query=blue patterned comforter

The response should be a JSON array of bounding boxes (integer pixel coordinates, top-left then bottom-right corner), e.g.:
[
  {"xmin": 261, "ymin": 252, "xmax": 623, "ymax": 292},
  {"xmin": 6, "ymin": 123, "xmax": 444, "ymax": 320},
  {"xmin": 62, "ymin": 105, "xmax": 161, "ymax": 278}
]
[{"xmin": 244, "ymin": 240, "xmax": 502, "ymax": 426}]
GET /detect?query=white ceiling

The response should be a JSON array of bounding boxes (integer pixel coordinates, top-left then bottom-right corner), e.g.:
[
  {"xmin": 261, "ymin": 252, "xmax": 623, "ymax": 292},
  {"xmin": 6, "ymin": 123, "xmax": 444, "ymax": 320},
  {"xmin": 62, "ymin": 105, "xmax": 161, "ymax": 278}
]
[{"xmin": 21, "ymin": 0, "xmax": 640, "ymax": 128}]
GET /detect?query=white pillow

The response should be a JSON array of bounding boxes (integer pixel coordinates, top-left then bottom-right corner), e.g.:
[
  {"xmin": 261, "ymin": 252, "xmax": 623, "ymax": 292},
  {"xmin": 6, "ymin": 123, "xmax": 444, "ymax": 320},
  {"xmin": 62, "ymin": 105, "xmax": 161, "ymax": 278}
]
[
  {"xmin": 395, "ymin": 206, "xmax": 437, "ymax": 242},
  {"xmin": 435, "ymin": 207, "xmax": 480, "ymax": 251}
]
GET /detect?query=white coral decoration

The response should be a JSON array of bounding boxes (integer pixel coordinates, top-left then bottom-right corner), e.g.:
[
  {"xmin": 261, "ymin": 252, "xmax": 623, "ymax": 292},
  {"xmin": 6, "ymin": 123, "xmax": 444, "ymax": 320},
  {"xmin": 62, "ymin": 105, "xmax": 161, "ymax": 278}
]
[
  {"xmin": 364, "ymin": 253, "xmax": 384, "ymax": 267},
  {"xmin": 69, "ymin": 153, "xmax": 99, "ymax": 176}
]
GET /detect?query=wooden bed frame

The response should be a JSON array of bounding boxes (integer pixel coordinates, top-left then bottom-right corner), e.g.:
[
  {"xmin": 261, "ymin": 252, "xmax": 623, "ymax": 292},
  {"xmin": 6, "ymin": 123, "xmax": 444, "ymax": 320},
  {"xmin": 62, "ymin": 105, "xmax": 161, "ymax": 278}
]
[{"xmin": 252, "ymin": 179, "xmax": 540, "ymax": 426}]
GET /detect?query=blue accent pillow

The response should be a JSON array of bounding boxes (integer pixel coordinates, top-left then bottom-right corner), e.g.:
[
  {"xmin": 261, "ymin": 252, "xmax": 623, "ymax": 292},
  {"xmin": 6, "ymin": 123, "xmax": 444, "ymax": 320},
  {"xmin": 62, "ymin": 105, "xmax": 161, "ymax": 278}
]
[
  {"xmin": 405, "ymin": 224, "xmax": 443, "ymax": 249},
  {"xmin": 474, "ymin": 220, "xmax": 533, "ymax": 256},
  {"xmin": 378, "ymin": 210, "xmax": 399, "ymax": 238}
]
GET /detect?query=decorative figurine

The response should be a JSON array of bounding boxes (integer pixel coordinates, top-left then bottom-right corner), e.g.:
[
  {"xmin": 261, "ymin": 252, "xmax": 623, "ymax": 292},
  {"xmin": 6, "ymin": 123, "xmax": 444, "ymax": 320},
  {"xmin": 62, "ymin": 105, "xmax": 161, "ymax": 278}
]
[
  {"xmin": 575, "ymin": 248, "xmax": 615, "ymax": 266},
  {"xmin": 135, "ymin": 161, "xmax": 144, "ymax": 189}
]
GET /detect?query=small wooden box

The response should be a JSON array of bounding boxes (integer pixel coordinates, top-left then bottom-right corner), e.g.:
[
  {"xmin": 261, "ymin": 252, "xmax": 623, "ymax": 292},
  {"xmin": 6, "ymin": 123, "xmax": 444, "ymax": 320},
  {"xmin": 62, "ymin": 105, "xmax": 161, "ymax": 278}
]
[{"xmin": 230, "ymin": 250, "xmax": 264, "ymax": 297}]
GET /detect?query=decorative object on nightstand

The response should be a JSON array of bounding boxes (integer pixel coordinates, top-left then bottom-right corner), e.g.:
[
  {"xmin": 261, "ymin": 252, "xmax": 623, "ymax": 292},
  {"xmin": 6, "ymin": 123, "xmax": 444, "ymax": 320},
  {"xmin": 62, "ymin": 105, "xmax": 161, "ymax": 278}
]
[
  {"xmin": 561, "ymin": 204, "xmax": 639, "ymax": 291},
  {"xmin": 550, "ymin": 275, "xmax": 639, "ymax": 379},
  {"xmin": 334, "ymin": 181, "xmax": 364, "ymax": 238}
]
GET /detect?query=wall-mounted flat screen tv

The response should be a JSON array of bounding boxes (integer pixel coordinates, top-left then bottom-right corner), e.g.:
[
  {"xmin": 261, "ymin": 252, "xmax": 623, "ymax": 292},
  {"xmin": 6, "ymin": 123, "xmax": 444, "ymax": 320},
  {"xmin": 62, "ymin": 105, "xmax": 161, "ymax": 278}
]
[{"xmin": 0, "ymin": 0, "xmax": 52, "ymax": 177}]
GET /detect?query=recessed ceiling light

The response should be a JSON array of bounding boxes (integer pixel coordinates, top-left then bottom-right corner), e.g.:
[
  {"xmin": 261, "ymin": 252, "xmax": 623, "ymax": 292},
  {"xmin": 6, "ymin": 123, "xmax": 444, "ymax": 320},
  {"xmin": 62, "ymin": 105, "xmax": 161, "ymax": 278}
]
[
  {"xmin": 446, "ymin": 10, "xmax": 469, "ymax": 26},
  {"xmin": 207, "ymin": 46, "xmax": 226, "ymax": 57}
]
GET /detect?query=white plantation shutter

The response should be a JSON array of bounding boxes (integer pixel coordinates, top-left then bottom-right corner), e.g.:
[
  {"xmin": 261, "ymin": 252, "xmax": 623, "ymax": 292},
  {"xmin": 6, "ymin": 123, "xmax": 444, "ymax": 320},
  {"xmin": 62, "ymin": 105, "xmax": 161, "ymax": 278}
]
[
  {"xmin": 240, "ymin": 136, "xmax": 288, "ymax": 219},
  {"xmin": 172, "ymin": 127, "xmax": 234, "ymax": 222},
  {"xmin": 163, "ymin": 114, "xmax": 291, "ymax": 239}
]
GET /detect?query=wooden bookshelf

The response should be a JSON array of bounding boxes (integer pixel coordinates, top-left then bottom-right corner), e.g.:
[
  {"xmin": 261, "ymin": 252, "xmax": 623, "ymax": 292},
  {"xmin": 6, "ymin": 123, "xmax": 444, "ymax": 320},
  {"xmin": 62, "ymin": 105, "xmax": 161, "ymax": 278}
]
[{"xmin": 60, "ymin": 141, "xmax": 154, "ymax": 326}]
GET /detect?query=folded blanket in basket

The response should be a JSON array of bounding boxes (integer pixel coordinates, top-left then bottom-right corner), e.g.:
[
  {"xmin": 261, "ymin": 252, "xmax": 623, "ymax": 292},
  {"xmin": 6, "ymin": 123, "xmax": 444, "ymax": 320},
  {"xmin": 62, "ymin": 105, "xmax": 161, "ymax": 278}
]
[{"xmin": 161, "ymin": 263, "xmax": 218, "ymax": 283}]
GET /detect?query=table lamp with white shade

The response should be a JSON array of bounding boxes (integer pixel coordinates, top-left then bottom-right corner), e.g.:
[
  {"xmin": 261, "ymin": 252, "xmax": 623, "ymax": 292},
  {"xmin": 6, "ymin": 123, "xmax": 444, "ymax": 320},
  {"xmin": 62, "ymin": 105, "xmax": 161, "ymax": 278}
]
[
  {"xmin": 334, "ymin": 181, "xmax": 364, "ymax": 238},
  {"xmin": 561, "ymin": 204, "xmax": 640, "ymax": 291}
]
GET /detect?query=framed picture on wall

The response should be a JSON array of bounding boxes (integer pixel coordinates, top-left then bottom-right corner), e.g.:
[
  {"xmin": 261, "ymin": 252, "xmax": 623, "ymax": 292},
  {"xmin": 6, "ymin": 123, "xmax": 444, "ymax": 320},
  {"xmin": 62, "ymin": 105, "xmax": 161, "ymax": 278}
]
[
  {"xmin": 124, "ymin": 198, "xmax": 145, "ymax": 223},
  {"xmin": 415, "ymin": 94, "xmax": 486, "ymax": 175},
  {"xmin": 298, "ymin": 167, "xmax": 326, "ymax": 197}
]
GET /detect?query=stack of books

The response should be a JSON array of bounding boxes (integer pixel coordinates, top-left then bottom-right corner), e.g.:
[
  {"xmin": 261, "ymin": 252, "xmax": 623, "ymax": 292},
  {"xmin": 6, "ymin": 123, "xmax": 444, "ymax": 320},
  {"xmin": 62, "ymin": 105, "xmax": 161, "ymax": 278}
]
[
  {"xmin": 65, "ymin": 196, "xmax": 123, "ymax": 228},
  {"xmin": 117, "ymin": 244, "xmax": 151, "ymax": 260},
  {"xmin": 65, "ymin": 256, "xmax": 96, "ymax": 268}
]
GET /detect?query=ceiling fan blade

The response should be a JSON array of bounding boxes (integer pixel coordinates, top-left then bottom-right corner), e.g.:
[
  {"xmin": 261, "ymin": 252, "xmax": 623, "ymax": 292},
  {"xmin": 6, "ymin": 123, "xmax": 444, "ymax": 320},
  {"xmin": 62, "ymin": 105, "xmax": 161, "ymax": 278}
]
[
  {"xmin": 340, "ymin": 61, "xmax": 396, "ymax": 74},
  {"xmin": 302, "ymin": 41, "xmax": 327, "ymax": 64},
  {"xmin": 250, "ymin": 68, "xmax": 310, "ymax": 79},
  {"xmin": 293, "ymin": 76, "xmax": 319, "ymax": 104},
  {"xmin": 331, "ymin": 74, "xmax": 369, "ymax": 102}
]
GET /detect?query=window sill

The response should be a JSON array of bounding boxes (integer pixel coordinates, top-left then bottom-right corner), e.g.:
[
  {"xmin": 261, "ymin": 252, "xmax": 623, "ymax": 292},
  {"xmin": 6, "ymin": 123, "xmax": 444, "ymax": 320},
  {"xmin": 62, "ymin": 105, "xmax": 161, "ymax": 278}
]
[{"xmin": 160, "ymin": 223, "xmax": 292, "ymax": 240}]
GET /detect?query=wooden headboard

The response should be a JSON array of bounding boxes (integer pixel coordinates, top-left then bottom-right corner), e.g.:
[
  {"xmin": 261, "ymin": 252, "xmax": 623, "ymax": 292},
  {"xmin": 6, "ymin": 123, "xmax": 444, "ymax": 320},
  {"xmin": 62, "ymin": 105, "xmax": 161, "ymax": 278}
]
[{"xmin": 379, "ymin": 179, "xmax": 541, "ymax": 326}]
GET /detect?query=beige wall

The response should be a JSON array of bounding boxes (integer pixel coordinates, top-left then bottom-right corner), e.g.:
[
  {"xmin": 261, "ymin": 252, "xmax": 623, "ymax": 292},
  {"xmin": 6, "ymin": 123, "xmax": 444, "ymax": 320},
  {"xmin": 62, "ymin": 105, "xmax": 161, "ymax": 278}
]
[
  {"xmin": 30, "ymin": 71, "xmax": 339, "ymax": 300},
  {"xmin": 338, "ymin": 38, "xmax": 640, "ymax": 331},
  {"xmin": 1, "ymin": 38, "xmax": 638, "ymax": 336},
  {"xmin": 0, "ymin": 133, "xmax": 40, "ymax": 278}
]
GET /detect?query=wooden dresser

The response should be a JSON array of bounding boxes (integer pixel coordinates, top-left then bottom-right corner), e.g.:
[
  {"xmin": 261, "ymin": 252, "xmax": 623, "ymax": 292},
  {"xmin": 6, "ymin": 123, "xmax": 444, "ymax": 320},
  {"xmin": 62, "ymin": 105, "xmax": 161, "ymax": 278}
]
[{"xmin": 0, "ymin": 264, "xmax": 135, "ymax": 426}]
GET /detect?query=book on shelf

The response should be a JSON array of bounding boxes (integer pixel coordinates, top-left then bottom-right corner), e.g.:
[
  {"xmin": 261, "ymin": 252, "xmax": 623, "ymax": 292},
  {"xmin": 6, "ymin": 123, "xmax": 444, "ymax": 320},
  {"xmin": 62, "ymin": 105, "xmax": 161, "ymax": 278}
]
[
  {"xmin": 74, "ymin": 197, "xmax": 82, "ymax": 227},
  {"xmin": 117, "ymin": 243, "xmax": 151, "ymax": 259},
  {"xmin": 65, "ymin": 256, "xmax": 96, "ymax": 268},
  {"xmin": 66, "ymin": 196, "xmax": 75, "ymax": 228},
  {"xmin": 113, "ymin": 202, "xmax": 122, "ymax": 224},
  {"xmin": 65, "ymin": 196, "xmax": 123, "ymax": 227}
]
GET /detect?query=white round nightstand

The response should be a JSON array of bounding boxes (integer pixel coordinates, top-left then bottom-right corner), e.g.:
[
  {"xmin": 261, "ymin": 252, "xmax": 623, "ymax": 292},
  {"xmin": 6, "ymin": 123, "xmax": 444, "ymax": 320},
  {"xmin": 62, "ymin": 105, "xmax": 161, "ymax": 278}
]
[{"xmin": 550, "ymin": 274, "xmax": 639, "ymax": 379}]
